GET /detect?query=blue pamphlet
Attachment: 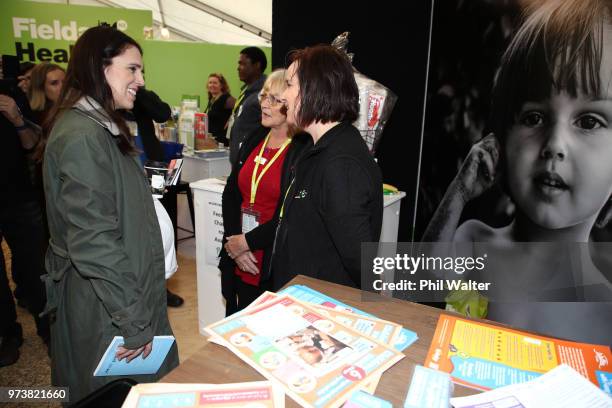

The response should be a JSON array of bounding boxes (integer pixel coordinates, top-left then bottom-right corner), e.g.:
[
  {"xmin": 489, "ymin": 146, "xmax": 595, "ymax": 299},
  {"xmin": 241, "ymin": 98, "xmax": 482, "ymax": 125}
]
[
  {"xmin": 279, "ymin": 285, "xmax": 418, "ymax": 351},
  {"xmin": 93, "ymin": 335, "xmax": 175, "ymax": 376},
  {"xmin": 404, "ymin": 365, "xmax": 452, "ymax": 408},
  {"xmin": 345, "ymin": 391, "xmax": 392, "ymax": 408}
]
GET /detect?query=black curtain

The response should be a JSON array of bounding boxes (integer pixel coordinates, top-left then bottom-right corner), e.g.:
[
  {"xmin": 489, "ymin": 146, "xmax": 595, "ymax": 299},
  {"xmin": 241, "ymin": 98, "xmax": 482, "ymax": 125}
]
[{"xmin": 272, "ymin": 0, "xmax": 432, "ymax": 241}]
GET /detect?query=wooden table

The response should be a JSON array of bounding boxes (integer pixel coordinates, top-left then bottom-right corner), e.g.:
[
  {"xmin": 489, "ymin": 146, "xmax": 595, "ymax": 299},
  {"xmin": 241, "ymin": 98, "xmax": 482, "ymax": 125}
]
[{"xmin": 162, "ymin": 275, "xmax": 479, "ymax": 406}]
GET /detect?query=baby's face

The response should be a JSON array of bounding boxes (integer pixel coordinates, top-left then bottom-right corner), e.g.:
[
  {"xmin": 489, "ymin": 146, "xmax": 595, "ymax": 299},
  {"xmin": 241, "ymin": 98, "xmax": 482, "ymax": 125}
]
[{"xmin": 505, "ymin": 91, "xmax": 612, "ymax": 229}]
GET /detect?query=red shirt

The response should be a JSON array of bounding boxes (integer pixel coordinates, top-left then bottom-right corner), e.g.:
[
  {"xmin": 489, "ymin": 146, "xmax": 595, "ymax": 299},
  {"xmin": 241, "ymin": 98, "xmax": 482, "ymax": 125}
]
[{"xmin": 235, "ymin": 138, "xmax": 288, "ymax": 285}]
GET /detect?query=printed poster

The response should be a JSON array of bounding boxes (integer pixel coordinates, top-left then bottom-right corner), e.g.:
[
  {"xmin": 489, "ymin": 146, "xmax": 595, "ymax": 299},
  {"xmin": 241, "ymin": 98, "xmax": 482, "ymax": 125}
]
[
  {"xmin": 121, "ymin": 381, "xmax": 284, "ymax": 408},
  {"xmin": 424, "ymin": 314, "xmax": 612, "ymax": 395},
  {"xmin": 205, "ymin": 295, "xmax": 404, "ymax": 408}
]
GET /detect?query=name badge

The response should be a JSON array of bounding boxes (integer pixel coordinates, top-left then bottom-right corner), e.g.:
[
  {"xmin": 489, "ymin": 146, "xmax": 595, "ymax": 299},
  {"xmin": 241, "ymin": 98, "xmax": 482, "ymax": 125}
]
[
  {"xmin": 241, "ymin": 207, "xmax": 260, "ymax": 234},
  {"xmin": 254, "ymin": 155, "xmax": 267, "ymax": 165}
]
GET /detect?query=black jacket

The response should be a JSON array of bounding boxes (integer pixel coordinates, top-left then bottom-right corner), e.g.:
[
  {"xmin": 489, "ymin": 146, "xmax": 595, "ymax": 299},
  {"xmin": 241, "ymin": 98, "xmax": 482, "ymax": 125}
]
[
  {"xmin": 219, "ymin": 127, "xmax": 309, "ymax": 295},
  {"xmin": 132, "ymin": 88, "xmax": 171, "ymax": 162},
  {"xmin": 271, "ymin": 122, "xmax": 383, "ymax": 290},
  {"xmin": 1, "ymin": 85, "xmax": 36, "ymax": 207},
  {"xmin": 228, "ymin": 75, "xmax": 267, "ymax": 166}
]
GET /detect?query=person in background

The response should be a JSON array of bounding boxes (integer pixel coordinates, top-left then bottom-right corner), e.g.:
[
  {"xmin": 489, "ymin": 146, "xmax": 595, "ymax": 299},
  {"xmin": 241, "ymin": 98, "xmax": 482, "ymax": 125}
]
[
  {"xmin": 126, "ymin": 87, "xmax": 184, "ymax": 307},
  {"xmin": 0, "ymin": 77, "xmax": 49, "ymax": 367},
  {"xmin": 27, "ymin": 62, "xmax": 65, "ymax": 126},
  {"xmin": 227, "ymin": 47, "xmax": 268, "ymax": 166},
  {"xmin": 272, "ymin": 44, "xmax": 383, "ymax": 290},
  {"xmin": 17, "ymin": 61, "xmax": 36, "ymax": 95},
  {"xmin": 42, "ymin": 24, "xmax": 178, "ymax": 401},
  {"xmin": 205, "ymin": 73, "xmax": 235, "ymax": 146},
  {"xmin": 27, "ymin": 63, "xmax": 66, "ymax": 254},
  {"xmin": 219, "ymin": 69, "xmax": 308, "ymax": 315}
]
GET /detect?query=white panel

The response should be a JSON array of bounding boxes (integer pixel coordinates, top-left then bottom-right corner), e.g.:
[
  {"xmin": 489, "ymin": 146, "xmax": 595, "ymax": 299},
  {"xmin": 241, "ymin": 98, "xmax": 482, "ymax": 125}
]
[
  {"xmin": 197, "ymin": 0, "xmax": 272, "ymax": 33},
  {"xmin": 27, "ymin": 0, "xmax": 272, "ymax": 45},
  {"xmin": 162, "ymin": 0, "xmax": 269, "ymax": 46}
]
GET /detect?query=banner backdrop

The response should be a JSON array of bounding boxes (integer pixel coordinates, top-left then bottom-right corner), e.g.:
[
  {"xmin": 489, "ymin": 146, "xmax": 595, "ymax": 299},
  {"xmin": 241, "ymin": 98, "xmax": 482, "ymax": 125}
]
[
  {"xmin": 410, "ymin": 0, "xmax": 612, "ymax": 346},
  {"xmin": 0, "ymin": 0, "xmax": 152, "ymax": 65}
]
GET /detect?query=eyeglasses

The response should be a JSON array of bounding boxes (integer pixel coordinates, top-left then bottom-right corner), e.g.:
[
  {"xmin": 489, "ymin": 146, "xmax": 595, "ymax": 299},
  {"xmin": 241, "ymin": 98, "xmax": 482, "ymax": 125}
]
[{"xmin": 259, "ymin": 92, "xmax": 283, "ymax": 107}]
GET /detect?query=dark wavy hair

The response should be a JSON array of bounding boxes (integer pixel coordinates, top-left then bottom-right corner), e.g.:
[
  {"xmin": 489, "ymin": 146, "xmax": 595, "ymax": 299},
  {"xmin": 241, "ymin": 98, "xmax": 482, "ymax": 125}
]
[
  {"xmin": 288, "ymin": 44, "xmax": 359, "ymax": 129},
  {"xmin": 45, "ymin": 24, "xmax": 142, "ymax": 155}
]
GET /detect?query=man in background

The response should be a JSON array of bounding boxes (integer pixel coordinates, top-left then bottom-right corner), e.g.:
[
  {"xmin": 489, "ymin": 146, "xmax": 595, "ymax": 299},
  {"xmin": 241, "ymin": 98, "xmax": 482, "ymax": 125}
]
[
  {"xmin": 227, "ymin": 47, "xmax": 267, "ymax": 166},
  {"xmin": 126, "ymin": 87, "xmax": 185, "ymax": 307}
]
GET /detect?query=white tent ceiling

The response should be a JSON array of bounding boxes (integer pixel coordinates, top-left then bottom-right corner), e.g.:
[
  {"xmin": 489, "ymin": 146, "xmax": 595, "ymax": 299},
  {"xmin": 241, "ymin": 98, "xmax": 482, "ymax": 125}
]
[{"xmin": 30, "ymin": 0, "xmax": 272, "ymax": 46}]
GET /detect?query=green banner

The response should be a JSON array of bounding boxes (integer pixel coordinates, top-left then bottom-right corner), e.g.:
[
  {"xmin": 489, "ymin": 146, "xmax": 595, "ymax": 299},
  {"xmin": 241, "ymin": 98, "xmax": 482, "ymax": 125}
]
[{"xmin": 0, "ymin": 0, "xmax": 152, "ymax": 65}]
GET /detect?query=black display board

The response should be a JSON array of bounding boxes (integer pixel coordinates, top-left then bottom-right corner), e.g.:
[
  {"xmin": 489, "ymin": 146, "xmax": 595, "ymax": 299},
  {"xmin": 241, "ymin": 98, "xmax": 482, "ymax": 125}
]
[{"xmin": 272, "ymin": 0, "xmax": 431, "ymax": 241}]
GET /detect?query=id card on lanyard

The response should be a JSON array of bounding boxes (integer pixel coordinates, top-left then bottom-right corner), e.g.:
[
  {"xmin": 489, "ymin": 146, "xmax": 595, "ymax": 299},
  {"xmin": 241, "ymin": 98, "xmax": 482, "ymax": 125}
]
[
  {"xmin": 241, "ymin": 206, "xmax": 260, "ymax": 234},
  {"xmin": 242, "ymin": 133, "xmax": 291, "ymax": 234}
]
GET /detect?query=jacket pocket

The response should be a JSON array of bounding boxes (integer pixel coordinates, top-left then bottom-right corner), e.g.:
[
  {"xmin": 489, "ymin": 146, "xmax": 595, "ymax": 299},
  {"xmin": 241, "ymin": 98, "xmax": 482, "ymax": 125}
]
[{"xmin": 41, "ymin": 242, "xmax": 72, "ymax": 317}]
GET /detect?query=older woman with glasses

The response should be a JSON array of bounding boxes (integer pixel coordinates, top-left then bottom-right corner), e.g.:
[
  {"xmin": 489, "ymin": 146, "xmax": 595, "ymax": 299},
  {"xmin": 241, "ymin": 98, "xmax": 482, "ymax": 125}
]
[{"xmin": 219, "ymin": 69, "xmax": 308, "ymax": 315}]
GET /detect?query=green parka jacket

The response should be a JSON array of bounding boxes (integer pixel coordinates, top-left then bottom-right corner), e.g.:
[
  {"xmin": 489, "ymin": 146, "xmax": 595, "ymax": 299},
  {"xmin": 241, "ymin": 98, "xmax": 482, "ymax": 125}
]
[{"xmin": 42, "ymin": 98, "xmax": 179, "ymax": 403}]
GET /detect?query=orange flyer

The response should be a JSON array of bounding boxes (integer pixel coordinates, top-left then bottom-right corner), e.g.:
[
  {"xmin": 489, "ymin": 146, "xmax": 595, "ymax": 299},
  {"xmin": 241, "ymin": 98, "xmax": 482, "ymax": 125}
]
[{"xmin": 424, "ymin": 314, "xmax": 612, "ymax": 395}]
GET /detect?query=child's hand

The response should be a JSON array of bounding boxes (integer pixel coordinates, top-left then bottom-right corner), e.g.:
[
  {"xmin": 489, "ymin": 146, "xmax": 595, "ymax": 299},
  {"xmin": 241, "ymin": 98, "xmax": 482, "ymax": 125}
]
[
  {"xmin": 596, "ymin": 199, "xmax": 612, "ymax": 228},
  {"xmin": 455, "ymin": 133, "xmax": 500, "ymax": 203}
]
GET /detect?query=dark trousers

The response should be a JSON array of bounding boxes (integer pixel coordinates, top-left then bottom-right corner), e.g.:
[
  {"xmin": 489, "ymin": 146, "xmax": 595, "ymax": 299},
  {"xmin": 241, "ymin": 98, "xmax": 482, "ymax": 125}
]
[
  {"xmin": 224, "ymin": 272, "xmax": 270, "ymax": 316},
  {"xmin": 0, "ymin": 200, "xmax": 48, "ymax": 338}
]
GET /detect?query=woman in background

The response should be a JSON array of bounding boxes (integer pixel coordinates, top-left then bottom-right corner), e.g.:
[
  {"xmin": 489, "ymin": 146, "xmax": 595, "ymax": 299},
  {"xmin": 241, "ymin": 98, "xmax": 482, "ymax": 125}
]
[
  {"xmin": 27, "ymin": 62, "xmax": 65, "ymax": 126},
  {"xmin": 205, "ymin": 73, "xmax": 235, "ymax": 145},
  {"xmin": 28, "ymin": 63, "xmax": 66, "ymax": 250},
  {"xmin": 43, "ymin": 24, "xmax": 178, "ymax": 401},
  {"xmin": 219, "ymin": 70, "xmax": 307, "ymax": 314}
]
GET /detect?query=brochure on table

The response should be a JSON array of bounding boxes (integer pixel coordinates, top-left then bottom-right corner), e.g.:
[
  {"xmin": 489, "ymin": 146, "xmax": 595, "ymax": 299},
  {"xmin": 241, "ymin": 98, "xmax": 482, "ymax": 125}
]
[
  {"xmin": 205, "ymin": 294, "xmax": 404, "ymax": 408},
  {"xmin": 278, "ymin": 285, "xmax": 418, "ymax": 351},
  {"xmin": 247, "ymin": 291, "xmax": 404, "ymax": 350},
  {"xmin": 450, "ymin": 364, "xmax": 612, "ymax": 408},
  {"xmin": 121, "ymin": 381, "xmax": 284, "ymax": 408},
  {"xmin": 424, "ymin": 315, "xmax": 612, "ymax": 396},
  {"xmin": 242, "ymin": 291, "xmax": 406, "ymax": 394}
]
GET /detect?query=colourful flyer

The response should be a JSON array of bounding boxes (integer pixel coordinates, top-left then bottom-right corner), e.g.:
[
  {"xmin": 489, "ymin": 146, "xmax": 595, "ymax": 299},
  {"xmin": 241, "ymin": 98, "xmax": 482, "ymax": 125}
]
[
  {"xmin": 121, "ymin": 381, "xmax": 284, "ymax": 408},
  {"xmin": 241, "ymin": 291, "xmax": 404, "ymax": 394},
  {"xmin": 245, "ymin": 291, "xmax": 404, "ymax": 349},
  {"xmin": 279, "ymin": 285, "xmax": 418, "ymax": 351},
  {"xmin": 424, "ymin": 314, "xmax": 612, "ymax": 395},
  {"xmin": 205, "ymin": 295, "xmax": 405, "ymax": 408}
]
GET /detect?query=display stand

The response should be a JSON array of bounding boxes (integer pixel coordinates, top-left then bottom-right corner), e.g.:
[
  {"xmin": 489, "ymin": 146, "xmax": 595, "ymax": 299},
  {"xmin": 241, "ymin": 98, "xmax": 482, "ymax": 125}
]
[
  {"xmin": 191, "ymin": 178, "xmax": 407, "ymax": 334},
  {"xmin": 190, "ymin": 178, "xmax": 227, "ymax": 334},
  {"xmin": 181, "ymin": 150, "xmax": 231, "ymax": 183}
]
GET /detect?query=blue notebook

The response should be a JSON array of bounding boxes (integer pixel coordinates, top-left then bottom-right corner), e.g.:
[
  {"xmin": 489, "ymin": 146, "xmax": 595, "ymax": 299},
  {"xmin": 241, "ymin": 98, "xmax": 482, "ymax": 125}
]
[{"xmin": 93, "ymin": 335, "xmax": 175, "ymax": 376}]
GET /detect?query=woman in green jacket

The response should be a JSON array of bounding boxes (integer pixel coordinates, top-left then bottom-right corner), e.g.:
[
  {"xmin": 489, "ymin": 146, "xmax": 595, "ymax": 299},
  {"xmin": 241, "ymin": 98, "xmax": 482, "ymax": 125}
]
[{"xmin": 42, "ymin": 25, "xmax": 179, "ymax": 402}]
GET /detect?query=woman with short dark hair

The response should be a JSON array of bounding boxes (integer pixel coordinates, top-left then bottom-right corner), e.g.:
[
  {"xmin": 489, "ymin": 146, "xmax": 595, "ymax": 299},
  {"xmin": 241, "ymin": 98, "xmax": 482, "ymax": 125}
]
[
  {"xmin": 43, "ymin": 24, "xmax": 179, "ymax": 401},
  {"xmin": 272, "ymin": 44, "xmax": 383, "ymax": 289}
]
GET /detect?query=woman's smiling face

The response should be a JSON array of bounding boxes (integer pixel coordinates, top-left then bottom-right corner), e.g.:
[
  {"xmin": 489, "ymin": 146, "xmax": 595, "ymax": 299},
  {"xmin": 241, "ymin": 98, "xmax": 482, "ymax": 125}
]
[{"xmin": 104, "ymin": 45, "xmax": 144, "ymax": 110}]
